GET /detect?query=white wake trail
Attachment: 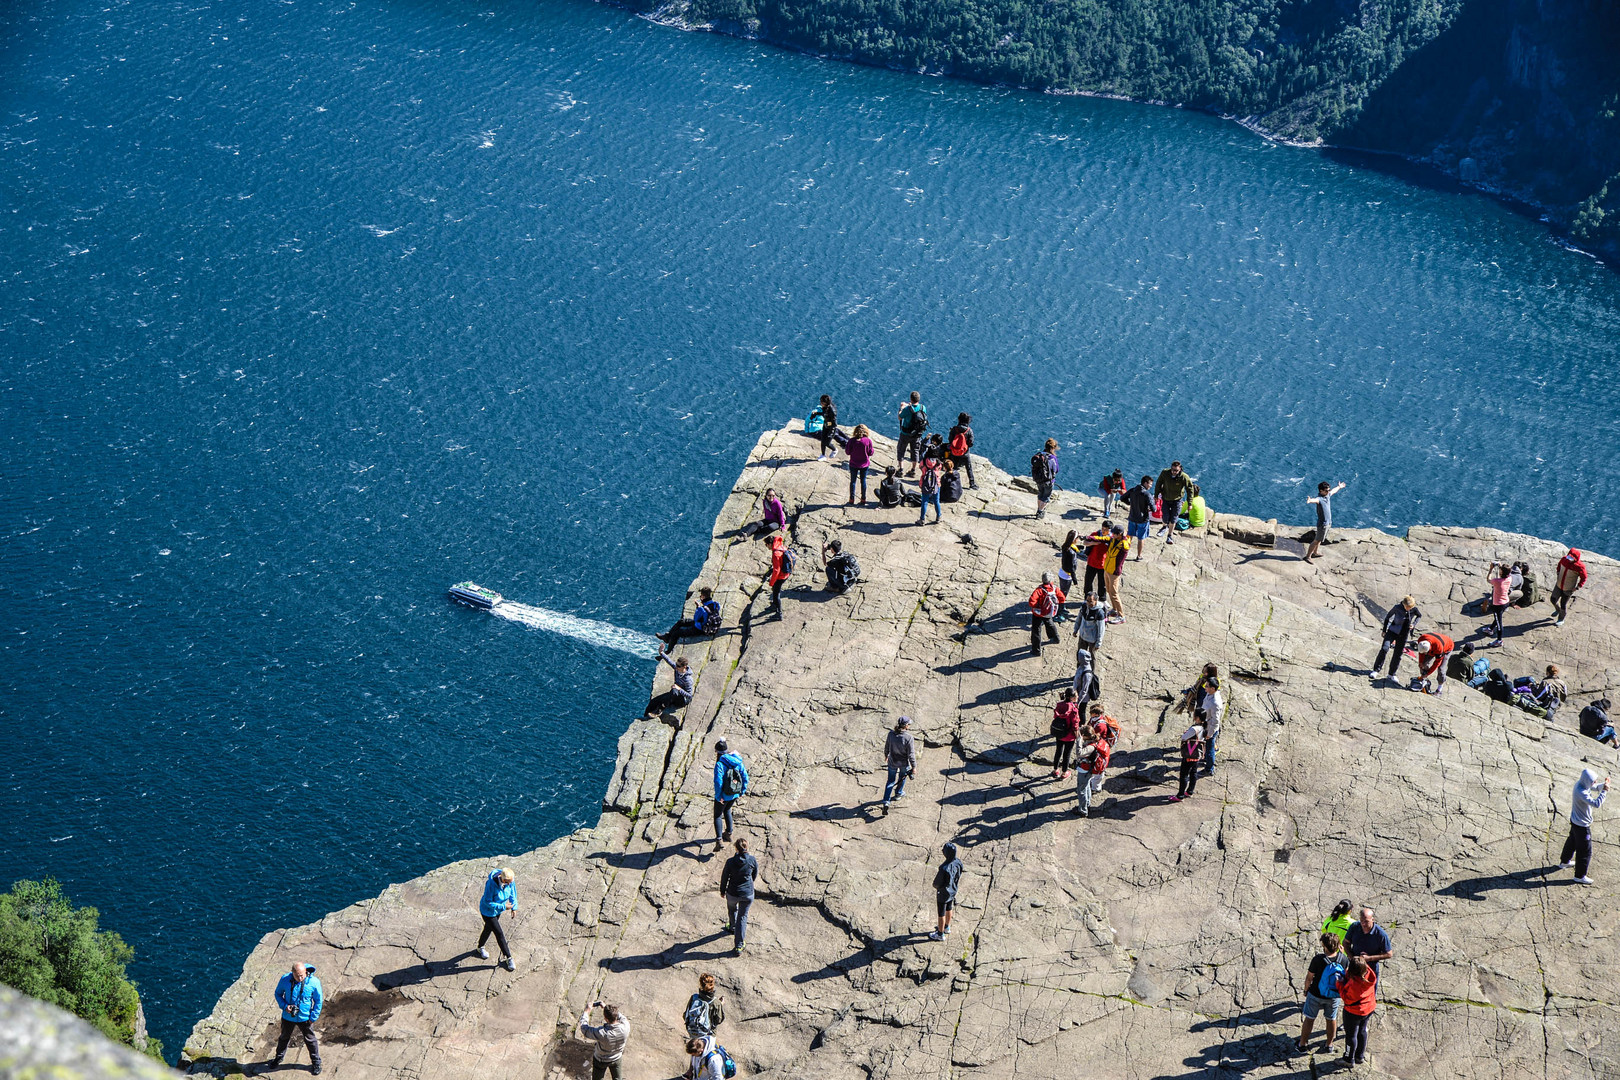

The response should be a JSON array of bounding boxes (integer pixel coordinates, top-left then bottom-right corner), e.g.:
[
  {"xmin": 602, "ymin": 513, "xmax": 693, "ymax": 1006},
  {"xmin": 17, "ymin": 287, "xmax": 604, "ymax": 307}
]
[{"xmin": 491, "ymin": 602, "xmax": 662, "ymax": 659}]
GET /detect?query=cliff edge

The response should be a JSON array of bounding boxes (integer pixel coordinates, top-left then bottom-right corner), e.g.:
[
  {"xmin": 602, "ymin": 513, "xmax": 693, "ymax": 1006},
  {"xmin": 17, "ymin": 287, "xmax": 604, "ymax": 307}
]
[{"xmin": 184, "ymin": 424, "xmax": 1620, "ymax": 1079}]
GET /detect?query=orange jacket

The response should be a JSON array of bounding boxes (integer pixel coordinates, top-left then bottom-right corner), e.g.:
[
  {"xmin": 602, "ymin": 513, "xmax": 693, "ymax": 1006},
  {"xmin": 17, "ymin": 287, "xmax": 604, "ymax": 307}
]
[{"xmin": 1340, "ymin": 969, "xmax": 1377, "ymax": 1016}]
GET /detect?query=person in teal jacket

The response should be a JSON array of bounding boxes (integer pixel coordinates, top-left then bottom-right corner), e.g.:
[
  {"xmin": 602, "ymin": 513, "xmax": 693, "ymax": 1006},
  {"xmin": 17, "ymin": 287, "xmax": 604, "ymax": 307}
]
[
  {"xmin": 272, "ymin": 962, "xmax": 323, "ymax": 1073},
  {"xmin": 711, "ymin": 740, "xmax": 750, "ymax": 852},
  {"xmin": 477, "ymin": 868, "xmax": 517, "ymax": 971}
]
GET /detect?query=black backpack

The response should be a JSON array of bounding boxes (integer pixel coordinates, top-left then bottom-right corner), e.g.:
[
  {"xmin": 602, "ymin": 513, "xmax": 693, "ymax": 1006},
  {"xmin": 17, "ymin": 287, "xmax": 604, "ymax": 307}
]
[
  {"xmin": 826, "ymin": 554, "xmax": 860, "ymax": 592},
  {"xmin": 1031, "ymin": 453, "xmax": 1053, "ymax": 484},
  {"xmin": 721, "ymin": 760, "xmax": 745, "ymax": 797}
]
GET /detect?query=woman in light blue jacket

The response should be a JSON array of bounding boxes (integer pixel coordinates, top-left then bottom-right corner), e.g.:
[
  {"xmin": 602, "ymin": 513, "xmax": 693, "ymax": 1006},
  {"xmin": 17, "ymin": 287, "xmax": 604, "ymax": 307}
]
[{"xmin": 477, "ymin": 868, "xmax": 517, "ymax": 970}]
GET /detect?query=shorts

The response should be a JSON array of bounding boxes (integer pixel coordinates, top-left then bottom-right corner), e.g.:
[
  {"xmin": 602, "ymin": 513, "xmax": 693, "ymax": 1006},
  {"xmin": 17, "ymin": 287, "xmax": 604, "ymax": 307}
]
[
  {"xmin": 1036, "ymin": 481, "xmax": 1054, "ymax": 502},
  {"xmin": 1302, "ymin": 992, "xmax": 1342, "ymax": 1021},
  {"xmin": 936, "ymin": 894, "xmax": 955, "ymax": 918},
  {"xmin": 1314, "ymin": 526, "xmax": 1330, "ymax": 545},
  {"xmin": 1127, "ymin": 520, "xmax": 1150, "ymax": 540}
]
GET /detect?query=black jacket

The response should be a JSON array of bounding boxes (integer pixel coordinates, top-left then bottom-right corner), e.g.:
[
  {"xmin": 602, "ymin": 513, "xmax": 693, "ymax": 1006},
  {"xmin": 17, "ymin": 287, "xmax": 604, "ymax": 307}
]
[{"xmin": 721, "ymin": 853, "xmax": 758, "ymax": 898}]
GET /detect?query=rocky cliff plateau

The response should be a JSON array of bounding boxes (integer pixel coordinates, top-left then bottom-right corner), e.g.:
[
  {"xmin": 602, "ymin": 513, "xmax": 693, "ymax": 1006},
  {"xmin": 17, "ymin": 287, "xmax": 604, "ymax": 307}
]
[{"xmin": 183, "ymin": 424, "xmax": 1620, "ymax": 1080}]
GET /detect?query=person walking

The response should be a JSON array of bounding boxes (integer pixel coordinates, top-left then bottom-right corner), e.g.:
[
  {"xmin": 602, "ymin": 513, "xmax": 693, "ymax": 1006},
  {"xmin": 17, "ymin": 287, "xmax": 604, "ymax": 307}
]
[
  {"xmin": 1051, "ymin": 689, "xmax": 1081, "ymax": 779},
  {"xmin": 762, "ymin": 532, "xmax": 792, "ymax": 618},
  {"xmin": 1099, "ymin": 469, "xmax": 1126, "ymax": 522},
  {"xmin": 645, "ymin": 650, "xmax": 695, "ymax": 717},
  {"xmin": 475, "ymin": 868, "xmax": 518, "ymax": 971},
  {"xmin": 1028, "ymin": 573, "xmax": 1063, "ymax": 656},
  {"xmin": 1103, "ymin": 525, "xmax": 1129, "ymax": 620},
  {"xmin": 1031, "ymin": 439, "xmax": 1059, "ymax": 519},
  {"xmin": 270, "ymin": 963, "xmax": 323, "ymax": 1075},
  {"xmin": 753, "ymin": 488, "xmax": 787, "ymax": 537},
  {"xmin": 882, "ymin": 716, "xmax": 916, "ymax": 814},
  {"xmin": 712, "ymin": 740, "xmax": 749, "ymax": 852},
  {"xmin": 1170, "ymin": 718, "xmax": 1204, "ymax": 802},
  {"xmin": 577, "ymin": 1003, "xmax": 629, "ymax": 1080},
  {"xmin": 947, "ymin": 413, "xmax": 977, "ymax": 488},
  {"xmin": 814, "ymin": 395, "xmax": 839, "ymax": 461},
  {"xmin": 1551, "ymin": 548, "xmax": 1589, "ymax": 627},
  {"xmin": 845, "ymin": 424, "xmax": 875, "ymax": 505},
  {"xmin": 1153, "ymin": 462, "xmax": 1191, "ymax": 544},
  {"xmin": 685, "ymin": 1035, "xmax": 731, "ymax": 1080},
  {"xmin": 1371, "ymin": 597, "xmax": 1420, "ymax": 679},
  {"xmin": 1338, "ymin": 957, "xmax": 1378, "ymax": 1066},
  {"xmin": 1072, "ymin": 640, "xmax": 1098, "ymax": 704},
  {"xmin": 917, "ymin": 453, "xmax": 942, "ymax": 524},
  {"xmin": 719, "ymin": 838, "xmax": 758, "ymax": 953},
  {"xmin": 929, "ymin": 842, "xmax": 962, "ymax": 941},
  {"xmin": 1073, "ymin": 592, "xmax": 1107, "ymax": 657},
  {"xmin": 1343, "ymin": 908, "xmax": 1392, "ymax": 973},
  {"xmin": 1412, "ymin": 632, "xmax": 1454, "ymax": 694},
  {"xmin": 1303, "ymin": 480, "xmax": 1346, "ymax": 562},
  {"xmin": 1561, "ymin": 767, "xmax": 1609, "ymax": 884},
  {"xmin": 1073, "ymin": 720, "xmax": 1111, "ymax": 817},
  {"xmin": 1197, "ymin": 672, "xmax": 1223, "ymax": 776},
  {"xmin": 1126, "ymin": 476, "xmax": 1154, "ymax": 559},
  {"xmin": 1483, "ymin": 561, "xmax": 1513, "ymax": 644},
  {"xmin": 658, "ymin": 587, "xmax": 723, "ymax": 645},
  {"xmin": 896, "ymin": 392, "xmax": 927, "ymax": 475},
  {"xmin": 1057, "ymin": 530, "xmax": 1081, "ymax": 620},
  {"xmin": 1296, "ymin": 932, "xmax": 1346, "ymax": 1053},
  {"xmin": 682, "ymin": 973, "xmax": 726, "ymax": 1039}
]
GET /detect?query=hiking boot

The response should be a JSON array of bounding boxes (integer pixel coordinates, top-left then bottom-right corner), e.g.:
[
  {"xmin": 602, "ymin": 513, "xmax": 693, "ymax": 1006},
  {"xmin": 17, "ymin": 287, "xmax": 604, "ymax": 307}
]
[
  {"xmin": 311, "ymin": 1064, "xmax": 322, "ymax": 1076},
  {"xmin": 503, "ymin": 957, "xmax": 516, "ymax": 971},
  {"xmin": 881, "ymin": 802, "xmax": 890, "ymax": 816},
  {"xmin": 927, "ymin": 931, "xmax": 943, "ymax": 941},
  {"xmin": 477, "ymin": 947, "xmax": 489, "ymax": 960}
]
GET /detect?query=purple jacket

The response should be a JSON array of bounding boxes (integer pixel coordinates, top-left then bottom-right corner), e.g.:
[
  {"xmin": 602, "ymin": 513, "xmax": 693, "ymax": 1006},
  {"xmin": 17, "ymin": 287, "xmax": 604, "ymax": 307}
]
[
  {"xmin": 762, "ymin": 496, "xmax": 786, "ymax": 528},
  {"xmin": 846, "ymin": 437, "xmax": 874, "ymax": 468}
]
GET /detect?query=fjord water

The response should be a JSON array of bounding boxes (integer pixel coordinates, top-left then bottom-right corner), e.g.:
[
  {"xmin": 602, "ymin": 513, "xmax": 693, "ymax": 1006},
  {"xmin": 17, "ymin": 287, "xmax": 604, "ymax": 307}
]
[{"xmin": 4, "ymin": 0, "xmax": 1619, "ymax": 1053}]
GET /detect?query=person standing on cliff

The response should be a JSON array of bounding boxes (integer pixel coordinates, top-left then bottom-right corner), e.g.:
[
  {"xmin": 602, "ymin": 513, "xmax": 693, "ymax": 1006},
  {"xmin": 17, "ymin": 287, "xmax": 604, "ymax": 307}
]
[
  {"xmin": 577, "ymin": 1002, "xmax": 629, "ymax": 1080},
  {"xmin": 1031, "ymin": 439, "xmax": 1059, "ymax": 519},
  {"xmin": 814, "ymin": 394, "xmax": 839, "ymax": 461},
  {"xmin": 1073, "ymin": 716, "xmax": 1111, "ymax": 817},
  {"xmin": 476, "ymin": 868, "xmax": 518, "ymax": 971},
  {"xmin": 762, "ymin": 532, "xmax": 791, "ymax": 618},
  {"xmin": 1104, "ymin": 525, "xmax": 1129, "ymax": 620},
  {"xmin": 947, "ymin": 412, "xmax": 976, "ymax": 489},
  {"xmin": 881, "ymin": 716, "xmax": 916, "ymax": 814},
  {"xmin": 720, "ymin": 837, "xmax": 759, "ymax": 953},
  {"xmin": 1550, "ymin": 548, "xmax": 1588, "ymax": 627},
  {"xmin": 897, "ymin": 392, "xmax": 927, "ymax": 476},
  {"xmin": 1483, "ymin": 561, "xmax": 1513, "ymax": 645},
  {"xmin": 1371, "ymin": 596, "xmax": 1420, "ymax": 680},
  {"xmin": 1303, "ymin": 480, "xmax": 1346, "ymax": 562},
  {"xmin": 1028, "ymin": 573, "xmax": 1064, "ymax": 656},
  {"xmin": 712, "ymin": 740, "xmax": 749, "ymax": 852},
  {"xmin": 1343, "ymin": 907, "xmax": 1393, "ymax": 973},
  {"xmin": 845, "ymin": 423, "xmax": 875, "ymax": 505},
  {"xmin": 1153, "ymin": 461, "xmax": 1191, "ymax": 545},
  {"xmin": 928, "ymin": 842, "xmax": 962, "ymax": 941},
  {"xmin": 1169, "ymin": 718, "xmax": 1204, "ymax": 802},
  {"xmin": 1126, "ymin": 476, "xmax": 1154, "ymax": 560},
  {"xmin": 1051, "ymin": 689, "xmax": 1081, "ymax": 779},
  {"xmin": 1562, "ymin": 768, "xmax": 1608, "ymax": 884},
  {"xmin": 270, "ymin": 962, "xmax": 323, "ymax": 1074}
]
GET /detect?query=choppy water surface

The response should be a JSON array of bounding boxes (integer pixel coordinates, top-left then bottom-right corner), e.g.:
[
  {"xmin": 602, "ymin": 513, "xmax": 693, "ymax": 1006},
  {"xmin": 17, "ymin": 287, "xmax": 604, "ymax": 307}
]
[{"xmin": 3, "ymin": 0, "xmax": 1618, "ymax": 1053}]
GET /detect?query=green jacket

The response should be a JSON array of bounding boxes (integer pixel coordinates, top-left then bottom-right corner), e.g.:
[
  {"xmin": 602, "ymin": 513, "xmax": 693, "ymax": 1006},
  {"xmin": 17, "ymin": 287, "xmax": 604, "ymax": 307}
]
[{"xmin": 1155, "ymin": 469, "xmax": 1191, "ymax": 503}]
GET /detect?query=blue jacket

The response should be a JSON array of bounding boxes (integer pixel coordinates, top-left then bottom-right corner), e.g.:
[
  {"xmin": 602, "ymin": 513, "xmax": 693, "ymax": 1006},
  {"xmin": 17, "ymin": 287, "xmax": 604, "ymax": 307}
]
[
  {"xmin": 275, "ymin": 969, "xmax": 323, "ymax": 1023},
  {"xmin": 480, "ymin": 870, "xmax": 517, "ymax": 918},
  {"xmin": 713, "ymin": 753, "xmax": 749, "ymax": 802}
]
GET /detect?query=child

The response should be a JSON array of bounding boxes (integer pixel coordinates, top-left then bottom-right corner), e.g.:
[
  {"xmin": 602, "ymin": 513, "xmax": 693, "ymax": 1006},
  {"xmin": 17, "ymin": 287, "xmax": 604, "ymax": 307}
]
[
  {"xmin": 1338, "ymin": 957, "xmax": 1377, "ymax": 1066},
  {"xmin": 929, "ymin": 843, "xmax": 962, "ymax": 941},
  {"xmin": 1051, "ymin": 689, "xmax": 1081, "ymax": 778}
]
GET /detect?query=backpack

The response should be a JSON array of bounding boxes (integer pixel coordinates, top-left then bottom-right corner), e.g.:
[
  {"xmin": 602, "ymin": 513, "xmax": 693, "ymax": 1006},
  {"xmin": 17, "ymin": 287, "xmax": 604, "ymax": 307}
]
[
  {"xmin": 1516, "ymin": 568, "xmax": 1542, "ymax": 608},
  {"xmin": 1049, "ymin": 706, "xmax": 1072, "ymax": 739},
  {"xmin": 902, "ymin": 492, "xmax": 922, "ymax": 508},
  {"xmin": 709, "ymin": 1046, "xmax": 737, "ymax": 1080},
  {"xmin": 1316, "ymin": 959, "xmax": 1346, "ymax": 999},
  {"xmin": 919, "ymin": 464, "xmax": 940, "ymax": 495},
  {"xmin": 804, "ymin": 409, "xmax": 826, "ymax": 435},
  {"xmin": 826, "ymin": 554, "xmax": 860, "ymax": 592},
  {"xmin": 948, "ymin": 430, "xmax": 969, "ymax": 457},
  {"xmin": 683, "ymin": 993, "xmax": 717, "ymax": 1036},
  {"xmin": 1087, "ymin": 668, "xmax": 1103, "ymax": 702},
  {"xmin": 1030, "ymin": 453, "xmax": 1053, "ymax": 484},
  {"xmin": 721, "ymin": 760, "xmax": 745, "ymax": 798},
  {"xmin": 780, "ymin": 548, "xmax": 798, "ymax": 576},
  {"xmin": 900, "ymin": 404, "xmax": 925, "ymax": 433}
]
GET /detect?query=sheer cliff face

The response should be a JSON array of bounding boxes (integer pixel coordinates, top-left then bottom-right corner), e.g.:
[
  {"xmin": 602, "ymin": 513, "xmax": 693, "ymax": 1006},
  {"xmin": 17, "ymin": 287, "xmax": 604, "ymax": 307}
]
[
  {"xmin": 632, "ymin": 0, "xmax": 1620, "ymax": 257},
  {"xmin": 185, "ymin": 424, "xmax": 1620, "ymax": 1080}
]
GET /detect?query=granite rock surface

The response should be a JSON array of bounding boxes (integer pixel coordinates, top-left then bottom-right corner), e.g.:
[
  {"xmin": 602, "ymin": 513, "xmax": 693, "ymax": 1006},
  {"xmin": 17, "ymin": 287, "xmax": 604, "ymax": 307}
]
[
  {"xmin": 0, "ymin": 986, "xmax": 177, "ymax": 1080},
  {"xmin": 184, "ymin": 424, "xmax": 1620, "ymax": 1080}
]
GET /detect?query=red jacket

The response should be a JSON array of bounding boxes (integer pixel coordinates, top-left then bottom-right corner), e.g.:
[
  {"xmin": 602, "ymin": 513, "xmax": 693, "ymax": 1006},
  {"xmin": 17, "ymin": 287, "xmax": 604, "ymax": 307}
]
[
  {"xmin": 1029, "ymin": 583, "xmax": 1064, "ymax": 618},
  {"xmin": 1557, "ymin": 551, "xmax": 1589, "ymax": 592},
  {"xmin": 1341, "ymin": 969, "xmax": 1377, "ymax": 1016},
  {"xmin": 1053, "ymin": 701, "xmax": 1081, "ymax": 742},
  {"xmin": 769, "ymin": 538, "xmax": 790, "ymax": 584},
  {"xmin": 1084, "ymin": 530, "xmax": 1111, "ymax": 569},
  {"xmin": 1416, "ymin": 632, "xmax": 1453, "ymax": 677}
]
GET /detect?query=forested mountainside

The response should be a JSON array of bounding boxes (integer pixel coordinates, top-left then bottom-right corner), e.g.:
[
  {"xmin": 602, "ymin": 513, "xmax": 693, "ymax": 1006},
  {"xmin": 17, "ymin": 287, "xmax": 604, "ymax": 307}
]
[{"xmin": 627, "ymin": 0, "xmax": 1620, "ymax": 261}]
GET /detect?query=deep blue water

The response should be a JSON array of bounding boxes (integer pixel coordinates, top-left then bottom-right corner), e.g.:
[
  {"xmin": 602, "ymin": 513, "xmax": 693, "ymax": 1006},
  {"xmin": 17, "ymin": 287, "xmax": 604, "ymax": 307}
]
[{"xmin": 3, "ymin": 0, "xmax": 1619, "ymax": 1056}]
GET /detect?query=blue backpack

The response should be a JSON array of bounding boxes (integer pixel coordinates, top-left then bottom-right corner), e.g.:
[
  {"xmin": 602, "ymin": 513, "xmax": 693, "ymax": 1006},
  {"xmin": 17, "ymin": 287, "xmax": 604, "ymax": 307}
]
[
  {"xmin": 710, "ymin": 1045, "xmax": 738, "ymax": 1079},
  {"xmin": 1316, "ymin": 959, "xmax": 1346, "ymax": 999},
  {"xmin": 780, "ymin": 548, "xmax": 798, "ymax": 576},
  {"xmin": 805, "ymin": 409, "xmax": 826, "ymax": 435}
]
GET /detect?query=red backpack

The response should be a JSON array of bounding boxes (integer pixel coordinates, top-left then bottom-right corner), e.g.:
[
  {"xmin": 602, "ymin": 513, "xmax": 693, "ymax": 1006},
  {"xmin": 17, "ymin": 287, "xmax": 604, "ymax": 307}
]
[
  {"xmin": 948, "ymin": 430, "xmax": 969, "ymax": 457},
  {"xmin": 1029, "ymin": 585, "xmax": 1058, "ymax": 617}
]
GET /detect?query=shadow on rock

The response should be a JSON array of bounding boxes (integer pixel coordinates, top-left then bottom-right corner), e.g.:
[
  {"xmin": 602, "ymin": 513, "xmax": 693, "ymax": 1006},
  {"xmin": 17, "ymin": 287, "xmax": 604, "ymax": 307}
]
[
  {"xmin": 601, "ymin": 930, "xmax": 734, "ymax": 972},
  {"xmin": 1436, "ymin": 866, "xmax": 1565, "ymax": 900}
]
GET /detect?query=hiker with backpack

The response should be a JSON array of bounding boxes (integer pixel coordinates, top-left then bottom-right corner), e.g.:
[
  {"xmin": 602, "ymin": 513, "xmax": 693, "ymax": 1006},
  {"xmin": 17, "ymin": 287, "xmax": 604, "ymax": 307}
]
[
  {"xmin": 1412, "ymin": 633, "xmax": 1454, "ymax": 695},
  {"xmin": 939, "ymin": 459, "xmax": 963, "ymax": 502},
  {"xmin": 1073, "ymin": 640, "xmax": 1099, "ymax": 704},
  {"xmin": 762, "ymin": 532, "xmax": 794, "ymax": 618},
  {"xmin": 1170, "ymin": 718, "xmax": 1204, "ymax": 802},
  {"xmin": 683, "ymin": 973, "xmax": 726, "ymax": 1039},
  {"xmin": 1153, "ymin": 462, "xmax": 1192, "ymax": 544},
  {"xmin": 1580, "ymin": 699, "xmax": 1617, "ymax": 747},
  {"xmin": 1073, "ymin": 592, "xmax": 1107, "ymax": 655},
  {"xmin": 685, "ymin": 1034, "xmax": 735, "ymax": 1080},
  {"xmin": 475, "ymin": 868, "xmax": 518, "ymax": 971},
  {"xmin": 659, "ymin": 587, "xmax": 723, "ymax": 645},
  {"xmin": 644, "ymin": 650, "xmax": 696, "ymax": 717},
  {"xmin": 1031, "ymin": 439, "xmax": 1059, "ymax": 519},
  {"xmin": 946, "ymin": 413, "xmax": 976, "ymax": 488},
  {"xmin": 712, "ymin": 740, "xmax": 749, "ymax": 853},
  {"xmin": 1338, "ymin": 957, "xmax": 1378, "ymax": 1066},
  {"xmin": 1551, "ymin": 549, "xmax": 1589, "ymax": 627},
  {"xmin": 882, "ymin": 716, "xmax": 916, "ymax": 814},
  {"xmin": 1051, "ymin": 689, "xmax": 1081, "ymax": 779},
  {"xmin": 1126, "ymin": 476, "xmax": 1154, "ymax": 559},
  {"xmin": 1073, "ymin": 716, "xmax": 1111, "ymax": 817},
  {"xmin": 719, "ymin": 838, "xmax": 759, "ymax": 953},
  {"xmin": 929, "ymin": 842, "xmax": 963, "ymax": 941},
  {"xmin": 753, "ymin": 488, "xmax": 787, "ymax": 537},
  {"xmin": 1371, "ymin": 596, "xmax": 1421, "ymax": 679},
  {"xmin": 1483, "ymin": 561, "xmax": 1513, "ymax": 644},
  {"xmin": 1099, "ymin": 470, "xmax": 1126, "ymax": 522},
  {"xmin": 1296, "ymin": 931, "xmax": 1347, "ymax": 1053},
  {"xmin": 813, "ymin": 395, "xmax": 839, "ymax": 460},
  {"xmin": 1028, "ymin": 573, "xmax": 1064, "ymax": 656},
  {"xmin": 917, "ymin": 453, "xmax": 943, "ymax": 524},
  {"xmin": 577, "ymin": 1003, "xmax": 629, "ymax": 1080},
  {"xmin": 896, "ymin": 392, "xmax": 928, "ymax": 475},
  {"xmin": 822, "ymin": 539, "xmax": 860, "ymax": 594},
  {"xmin": 845, "ymin": 424, "xmax": 875, "ymax": 505},
  {"xmin": 1562, "ymin": 767, "xmax": 1609, "ymax": 884},
  {"xmin": 1303, "ymin": 481, "xmax": 1346, "ymax": 563},
  {"xmin": 877, "ymin": 466, "xmax": 903, "ymax": 508}
]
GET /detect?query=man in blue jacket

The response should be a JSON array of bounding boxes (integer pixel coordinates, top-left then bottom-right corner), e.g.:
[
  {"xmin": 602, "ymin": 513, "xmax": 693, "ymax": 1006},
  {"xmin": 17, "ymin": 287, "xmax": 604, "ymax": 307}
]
[
  {"xmin": 477, "ymin": 868, "xmax": 517, "ymax": 971},
  {"xmin": 271, "ymin": 962, "xmax": 323, "ymax": 1074},
  {"xmin": 712, "ymin": 740, "xmax": 749, "ymax": 853}
]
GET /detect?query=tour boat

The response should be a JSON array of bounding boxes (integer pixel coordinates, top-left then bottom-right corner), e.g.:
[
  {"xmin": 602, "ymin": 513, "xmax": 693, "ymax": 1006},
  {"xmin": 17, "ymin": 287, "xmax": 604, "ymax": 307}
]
[{"xmin": 448, "ymin": 581, "xmax": 503, "ymax": 609}]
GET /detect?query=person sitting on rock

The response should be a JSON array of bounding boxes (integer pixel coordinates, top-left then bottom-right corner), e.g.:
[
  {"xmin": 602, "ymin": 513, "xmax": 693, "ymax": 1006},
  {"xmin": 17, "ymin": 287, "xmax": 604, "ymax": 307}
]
[
  {"xmin": 1580, "ymin": 698, "xmax": 1617, "ymax": 747},
  {"xmin": 877, "ymin": 466, "xmax": 903, "ymax": 509},
  {"xmin": 752, "ymin": 487, "xmax": 787, "ymax": 537},
  {"xmin": 822, "ymin": 539, "xmax": 860, "ymax": 594},
  {"xmin": 939, "ymin": 458, "xmax": 964, "ymax": 503},
  {"xmin": 658, "ymin": 587, "xmax": 722, "ymax": 645},
  {"xmin": 645, "ymin": 651, "xmax": 694, "ymax": 717}
]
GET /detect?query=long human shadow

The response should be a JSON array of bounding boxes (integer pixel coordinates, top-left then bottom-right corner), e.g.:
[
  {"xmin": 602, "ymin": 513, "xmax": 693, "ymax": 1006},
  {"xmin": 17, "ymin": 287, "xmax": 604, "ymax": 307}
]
[
  {"xmin": 1436, "ymin": 865, "xmax": 1566, "ymax": 901},
  {"xmin": 1165, "ymin": 1004, "xmax": 1311, "ymax": 1079},
  {"xmin": 842, "ymin": 519, "xmax": 906, "ymax": 535},
  {"xmin": 790, "ymin": 801, "xmax": 879, "ymax": 823},
  {"xmin": 602, "ymin": 929, "xmax": 734, "ymax": 972},
  {"xmin": 790, "ymin": 932, "xmax": 932, "ymax": 983},
  {"xmin": 935, "ymin": 646, "xmax": 1036, "ymax": 676},
  {"xmin": 961, "ymin": 677, "xmax": 1069, "ymax": 709},
  {"xmin": 370, "ymin": 953, "xmax": 494, "ymax": 990},
  {"xmin": 587, "ymin": 840, "xmax": 708, "ymax": 873}
]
